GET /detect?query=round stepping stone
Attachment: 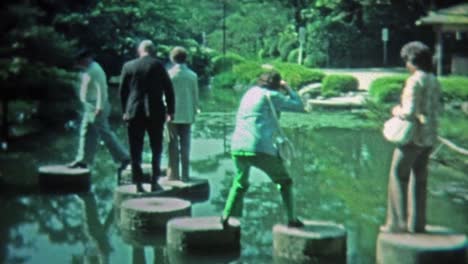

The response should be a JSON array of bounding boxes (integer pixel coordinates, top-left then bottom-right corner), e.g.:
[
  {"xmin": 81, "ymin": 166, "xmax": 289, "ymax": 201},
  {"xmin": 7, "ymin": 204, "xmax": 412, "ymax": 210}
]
[
  {"xmin": 120, "ymin": 164, "xmax": 152, "ymax": 184},
  {"xmin": 38, "ymin": 165, "xmax": 90, "ymax": 193},
  {"xmin": 167, "ymin": 216, "xmax": 241, "ymax": 253},
  {"xmin": 120, "ymin": 197, "xmax": 191, "ymax": 234},
  {"xmin": 273, "ymin": 220, "xmax": 347, "ymax": 264},
  {"xmin": 376, "ymin": 226, "xmax": 468, "ymax": 264},
  {"xmin": 113, "ymin": 184, "xmax": 174, "ymax": 208},
  {"xmin": 159, "ymin": 177, "xmax": 210, "ymax": 198}
]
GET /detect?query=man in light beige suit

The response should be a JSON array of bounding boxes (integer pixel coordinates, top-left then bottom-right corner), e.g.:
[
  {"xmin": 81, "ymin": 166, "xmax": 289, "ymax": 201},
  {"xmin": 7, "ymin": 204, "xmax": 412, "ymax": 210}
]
[{"xmin": 166, "ymin": 47, "xmax": 199, "ymax": 182}]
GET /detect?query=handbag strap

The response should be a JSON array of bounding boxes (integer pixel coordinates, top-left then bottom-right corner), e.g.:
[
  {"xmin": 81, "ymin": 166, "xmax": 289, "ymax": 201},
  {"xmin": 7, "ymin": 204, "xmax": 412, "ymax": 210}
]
[{"xmin": 266, "ymin": 92, "xmax": 286, "ymax": 137}]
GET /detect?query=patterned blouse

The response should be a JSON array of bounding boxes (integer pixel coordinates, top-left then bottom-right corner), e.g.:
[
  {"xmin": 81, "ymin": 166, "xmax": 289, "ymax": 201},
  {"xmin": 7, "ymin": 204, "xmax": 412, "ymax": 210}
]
[{"xmin": 393, "ymin": 70, "xmax": 442, "ymax": 147}]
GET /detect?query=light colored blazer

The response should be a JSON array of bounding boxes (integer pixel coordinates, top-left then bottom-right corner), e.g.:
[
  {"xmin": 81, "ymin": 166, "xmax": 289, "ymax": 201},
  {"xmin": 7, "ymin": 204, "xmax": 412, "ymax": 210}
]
[
  {"xmin": 393, "ymin": 70, "xmax": 442, "ymax": 147},
  {"xmin": 231, "ymin": 86, "xmax": 304, "ymax": 156},
  {"xmin": 168, "ymin": 64, "xmax": 199, "ymax": 124},
  {"xmin": 80, "ymin": 61, "xmax": 109, "ymax": 112}
]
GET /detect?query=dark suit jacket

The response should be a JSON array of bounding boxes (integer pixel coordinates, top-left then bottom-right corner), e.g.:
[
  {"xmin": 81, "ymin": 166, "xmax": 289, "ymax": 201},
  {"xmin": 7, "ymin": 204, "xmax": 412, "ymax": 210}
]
[{"xmin": 119, "ymin": 56, "xmax": 175, "ymax": 120}]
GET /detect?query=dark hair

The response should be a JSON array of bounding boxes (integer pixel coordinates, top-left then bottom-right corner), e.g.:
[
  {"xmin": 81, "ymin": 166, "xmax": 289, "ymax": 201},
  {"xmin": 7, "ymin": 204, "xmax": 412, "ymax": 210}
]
[
  {"xmin": 75, "ymin": 48, "xmax": 93, "ymax": 61},
  {"xmin": 400, "ymin": 41, "xmax": 433, "ymax": 72},
  {"xmin": 170, "ymin": 46, "xmax": 188, "ymax": 63},
  {"xmin": 257, "ymin": 71, "xmax": 281, "ymax": 90}
]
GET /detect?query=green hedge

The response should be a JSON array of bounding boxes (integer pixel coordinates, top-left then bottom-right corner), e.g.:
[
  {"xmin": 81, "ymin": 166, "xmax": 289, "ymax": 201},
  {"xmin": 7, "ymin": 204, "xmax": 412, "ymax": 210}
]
[
  {"xmin": 321, "ymin": 74, "xmax": 359, "ymax": 97},
  {"xmin": 211, "ymin": 72, "xmax": 238, "ymax": 90},
  {"xmin": 369, "ymin": 75, "xmax": 468, "ymax": 103},
  {"xmin": 232, "ymin": 61, "xmax": 265, "ymax": 84},
  {"xmin": 440, "ymin": 76, "xmax": 468, "ymax": 100},
  {"xmin": 211, "ymin": 53, "xmax": 246, "ymax": 74},
  {"xmin": 369, "ymin": 75, "xmax": 407, "ymax": 103},
  {"xmin": 273, "ymin": 62, "xmax": 325, "ymax": 88}
]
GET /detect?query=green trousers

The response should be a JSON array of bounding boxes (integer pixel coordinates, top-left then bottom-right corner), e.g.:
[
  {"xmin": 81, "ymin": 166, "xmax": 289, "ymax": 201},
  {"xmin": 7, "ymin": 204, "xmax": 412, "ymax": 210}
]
[{"xmin": 222, "ymin": 153, "xmax": 296, "ymax": 222}]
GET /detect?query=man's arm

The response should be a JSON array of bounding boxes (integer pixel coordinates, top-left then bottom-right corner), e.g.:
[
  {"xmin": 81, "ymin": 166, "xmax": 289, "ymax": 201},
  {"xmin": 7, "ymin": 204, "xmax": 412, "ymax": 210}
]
[
  {"xmin": 80, "ymin": 73, "xmax": 91, "ymax": 105},
  {"xmin": 119, "ymin": 63, "xmax": 129, "ymax": 116},
  {"xmin": 193, "ymin": 74, "xmax": 199, "ymax": 113},
  {"xmin": 159, "ymin": 64, "xmax": 175, "ymax": 118}
]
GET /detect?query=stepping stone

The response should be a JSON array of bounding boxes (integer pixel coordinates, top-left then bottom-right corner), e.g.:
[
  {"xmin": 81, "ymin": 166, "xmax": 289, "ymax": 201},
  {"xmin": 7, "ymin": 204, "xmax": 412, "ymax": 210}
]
[
  {"xmin": 158, "ymin": 177, "xmax": 210, "ymax": 197},
  {"xmin": 120, "ymin": 197, "xmax": 191, "ymax": 234},
  {"xmin": 38, "ymin": 165, "xmax": 90, "ymax": 193},
  {"xmin": 113, "ymin": 184, "xmax": 175, "ymax": 208},
  {"xmin": 120, "ymin": 164, "xmax": 152, "ymax": 184},
  {"xmin": 376, "ymin": 226, "xmax": 467, "ymax": 264},
  {"xmin": 273, "ymin": 220, "xmax": 347, "ymax": 264},
  {"xmin": 167, "ymin": 216, "xmax": 241, "ymax": 253}
]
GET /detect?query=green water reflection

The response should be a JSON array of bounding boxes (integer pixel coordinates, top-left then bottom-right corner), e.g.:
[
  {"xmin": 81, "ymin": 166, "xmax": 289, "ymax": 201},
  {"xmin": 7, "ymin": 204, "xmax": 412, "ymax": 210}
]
[{"xmin": 0, "ymin": 114, "xmax": 467, "ymax": 263}]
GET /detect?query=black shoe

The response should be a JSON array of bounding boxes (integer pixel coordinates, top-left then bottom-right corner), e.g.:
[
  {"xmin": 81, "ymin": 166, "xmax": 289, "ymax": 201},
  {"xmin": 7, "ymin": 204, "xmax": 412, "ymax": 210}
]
[
  {"xmin": 220, "ymin": 215, "xmax": 229, "ymax": 229},
  {"xmin": 135, "ymin": 182, "xmax": 146, "ymax": 193},
  {"xmin": 67, "ymin": 161, "xmax": 87, "ymax": 169},
  {"xmin": 151, "ymin": 183, "xmax": 164, "ymax": 192},
  {"xmin": 288, "ymin": 218, "xmax": 304, "ymax": 228},
  {"xmin": 117, "ymin": 160, "xmax": 130, "ymax": 185}
]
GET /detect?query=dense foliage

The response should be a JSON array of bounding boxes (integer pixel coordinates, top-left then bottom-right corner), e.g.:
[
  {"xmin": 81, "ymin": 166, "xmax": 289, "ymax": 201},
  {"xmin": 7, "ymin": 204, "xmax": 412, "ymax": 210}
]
[
  {"xmin": 369, "ymin": 74, "xmax": 468, "ymax": 103},
  {"xmin": 0, "ymin": 0, "xmax": 466, "ymax": 124}
]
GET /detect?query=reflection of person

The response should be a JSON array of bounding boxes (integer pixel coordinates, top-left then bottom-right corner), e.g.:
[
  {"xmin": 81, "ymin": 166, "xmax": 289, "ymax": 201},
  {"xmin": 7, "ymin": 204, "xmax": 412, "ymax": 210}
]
[
  {"xmin": 166, "ymin": 47, "xmax": 199, "ymax": 182},
  {"xmin": 68, "ymin": 50, "xmax": 130, "ymax": 178},
  {"xmin": 221, "ymin": 71, "xmax": 305, "ymax": 227},
  {"xmin": 119, "ymin": 40, "xmax": 175, "ymax": 192},
  {"xmin": 78, "ymin": 192, "xmax": 113, "ymax": 264},
  {"xmin": 381, "ymin": 41, "xmax": 442, "ymax": 233}
]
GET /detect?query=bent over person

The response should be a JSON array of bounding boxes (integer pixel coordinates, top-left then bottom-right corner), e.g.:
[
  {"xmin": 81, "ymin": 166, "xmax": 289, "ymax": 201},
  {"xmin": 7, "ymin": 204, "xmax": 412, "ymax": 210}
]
[
  {"xmin": 221, "ymin": 71, "xmax": 305, "ymax": 227},
  {"xmin": 119, "ymin": 40, "xmax": 175, "ymax": 192},
  {"xmin": 69, "ymin": 50, "xmax": 130, "ymax": 179},
  {"xmin": 166, "ymin": 47, "xmax": 199, "ymax": 182}
]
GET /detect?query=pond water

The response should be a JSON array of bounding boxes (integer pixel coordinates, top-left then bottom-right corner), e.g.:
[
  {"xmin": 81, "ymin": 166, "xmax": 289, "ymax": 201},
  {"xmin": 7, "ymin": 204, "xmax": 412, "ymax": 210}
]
[{"xmin": 0, "ymin": 113, "xmax": 467, "ymax": 264}]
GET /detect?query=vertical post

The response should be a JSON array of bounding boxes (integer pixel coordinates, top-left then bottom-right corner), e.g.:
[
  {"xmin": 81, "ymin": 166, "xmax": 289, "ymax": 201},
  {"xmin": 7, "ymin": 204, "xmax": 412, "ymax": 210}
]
[
  {"xmin": 382, "ymin": 28, "xmax": 389, "ymax": 66},
  {"xmin": 298, "ymin": 27, "xmax": 306, "ymax": 65},
  {"xmin": 222, "ymin": 0, "xmax": 227, "ymax": 56},
  {"xmin": 435, "ymin": 28, "xmax": 443, "ymax": 76},
  {"xmin": 1, "ymin": 99, "xmax": 8, "ymax": 150}
]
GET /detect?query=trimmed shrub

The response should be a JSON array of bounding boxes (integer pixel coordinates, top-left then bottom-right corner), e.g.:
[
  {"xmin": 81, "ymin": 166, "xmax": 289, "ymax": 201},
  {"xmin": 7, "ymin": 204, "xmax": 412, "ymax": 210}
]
[
  {"xmin": 287, "ymin": 48, "xmax": 300, "ymax": 63},
  {"xmin": 273, "ymin": 62, "xmax": 325, "ymax": 88},
  {"xmin": 279, "ymin": 39, "xmax": 297, "ymax": 61},
  {"xmin": 440, "ymin": 76, "xmax": 468, "ymax": 100},
  {"xmin": 211, "ymin": 72, "xmax": 238, "ymax": 90},
  {"xmin": 321, "ymin": 74, "xmax": 359, "ymax": 97},
  {"xmin": 232, "ymin": 61, "xmax": 265, "ymax": 84},
  {"xmin": 304, "ymin": 52, "xmax": 327, "ymax": 68},
  {"xmin": 211, "ymin": 53, "xmax": 246, "ymax": 74},
  {"xmin": 369, "ymin": 75, "xmax": 407, "ymax": 103}
]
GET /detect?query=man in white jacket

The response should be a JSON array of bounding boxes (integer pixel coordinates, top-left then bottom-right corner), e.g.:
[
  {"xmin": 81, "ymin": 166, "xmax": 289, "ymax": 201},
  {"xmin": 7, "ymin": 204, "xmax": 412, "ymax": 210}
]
[
  {"xmin": 69, "ymin": 50, "xmax": 130, "ymax": 181},
  {"xmin": 166, "ymin": 47, "xmax": 199, "ymax": 182}
]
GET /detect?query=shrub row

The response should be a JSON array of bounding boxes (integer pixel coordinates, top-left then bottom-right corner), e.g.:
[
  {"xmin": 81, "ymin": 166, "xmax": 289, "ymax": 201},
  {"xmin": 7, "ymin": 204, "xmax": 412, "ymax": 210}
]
[{"xmin": 369, "ymin": 74, "xmax": 468, "ymax": 103}]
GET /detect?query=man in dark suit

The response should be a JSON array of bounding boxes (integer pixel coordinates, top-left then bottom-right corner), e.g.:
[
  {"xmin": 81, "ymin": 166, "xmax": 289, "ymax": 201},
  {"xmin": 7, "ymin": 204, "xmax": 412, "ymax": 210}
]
[{"xmin": 119, "ymin": 40, "xmax": 175, "ymax": 192}]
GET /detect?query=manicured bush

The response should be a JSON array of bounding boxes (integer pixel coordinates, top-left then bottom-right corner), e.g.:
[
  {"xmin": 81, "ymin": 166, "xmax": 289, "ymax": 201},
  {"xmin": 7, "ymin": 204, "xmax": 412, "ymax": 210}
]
[
  {"xmin": 321, "ymin": 74, "xmax": 359, "ymax": 97},
  {"xmin": 439, "ymin": 76, "xmax": 468, "ymax": 100},
  {"xmin": 211, "ymin": 53, "xmax": 246, "ymax": 74},
  {"xmin": 273, "ymin": 62, "xmax": 325, "ymax": 88},
  {"xmin": 368, "ymin": 75, "xmax": 407, "ymax": 103},
  {"xmin": 287, "ymin": 48, "xmax": 300, "ymax": 63},
  {"xmin": 279, "ymin": 39, "xmax": 297, "ymax": 61},
  {"xmin": 201, "ymin": 86, "xmax": 242, "ymax": 112},
  {"xmin": 232, "ymin": 61, "xmax": 265, "ymax": 84},
  {"xmin": 304, "ymin": 52, "xmax": 327, "ymax": 68},
  {"xmin": 211, "ymin": 72, "xmax": 238, "ymax": 90}
]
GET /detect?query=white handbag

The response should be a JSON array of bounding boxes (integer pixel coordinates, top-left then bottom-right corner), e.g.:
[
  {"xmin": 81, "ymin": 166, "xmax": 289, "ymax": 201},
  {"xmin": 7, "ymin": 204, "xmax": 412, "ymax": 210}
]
[
  {"xmin": 266, "ymin": 93, "xmax": 296, "ymax": 165},
  {"xmin": 382, "ymin": 116, "xmax": 414, "ymax": 145}
]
